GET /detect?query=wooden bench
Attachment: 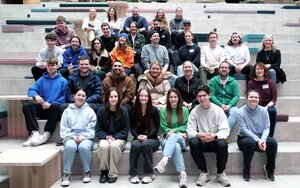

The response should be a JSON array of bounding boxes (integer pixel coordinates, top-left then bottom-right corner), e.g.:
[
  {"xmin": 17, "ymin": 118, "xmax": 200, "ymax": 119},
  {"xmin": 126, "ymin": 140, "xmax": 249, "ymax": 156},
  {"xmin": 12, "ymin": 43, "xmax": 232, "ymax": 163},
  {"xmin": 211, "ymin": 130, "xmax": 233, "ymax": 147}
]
[
  {"xmin": 282, "ymin": 5, "xmax": 300, "ymax": 9},
  {"xmin": 31, "ymin": 7, "xmax": 50, "ymax": 12},
  {"xmin": 0, "ymin": 109, "xmax": 7, "ymax": 137},
  {"xmin": 50, "ymin": 8, "xmax": 107, "ymax": 13},
  {"xmin": 204, "ymin": 9, "xmax": 275, "ymax": 14},
  {"xmin": 6, "ymin": 20, "xmax": 73, "ymax": 25},
  {"xmin": 0, "ymin": 95, "xmax": 33, "ymax": 137},
  {"xmin": 0, "ymin": 149, "xmax": 61, "ymax": 188},
  {"xmin": 194, "ymin": 33, "xmax": 209, "ymax": 42}
]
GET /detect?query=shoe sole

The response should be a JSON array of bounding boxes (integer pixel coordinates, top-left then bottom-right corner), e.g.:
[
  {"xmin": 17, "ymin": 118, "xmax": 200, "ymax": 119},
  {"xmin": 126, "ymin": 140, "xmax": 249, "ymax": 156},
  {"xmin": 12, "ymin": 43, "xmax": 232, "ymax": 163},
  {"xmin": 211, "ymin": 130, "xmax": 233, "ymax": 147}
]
[
  {"xmin": 263, "ymin": 165, "xmax": 274, "ymax": 181},
  {"xmin": 196, "ymin": 178, "xmax": 210, "ymax": 186},
  {"xmin": 141, "ymin": 175, "xmax": 155, "ymax": 184}
]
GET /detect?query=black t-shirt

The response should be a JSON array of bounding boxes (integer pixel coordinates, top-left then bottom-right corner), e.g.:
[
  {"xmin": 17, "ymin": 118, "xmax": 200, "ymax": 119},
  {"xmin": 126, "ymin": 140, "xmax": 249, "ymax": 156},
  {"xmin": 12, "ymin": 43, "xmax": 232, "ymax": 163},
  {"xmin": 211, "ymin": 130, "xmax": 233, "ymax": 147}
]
[{"xmin": 100, "ymin": 35, "xmax": 118, "ymax": 52}]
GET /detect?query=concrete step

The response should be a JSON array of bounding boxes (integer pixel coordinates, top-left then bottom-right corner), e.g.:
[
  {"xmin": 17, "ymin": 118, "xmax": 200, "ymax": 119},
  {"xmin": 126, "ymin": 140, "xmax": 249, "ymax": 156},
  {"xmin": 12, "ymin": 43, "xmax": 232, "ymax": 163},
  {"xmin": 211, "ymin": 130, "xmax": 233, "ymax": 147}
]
[
  {"xmin": 0, "ymin": 64, "xmax": 33, "ymax": 79},
  {"xmin": 50, "ymin": 175, "xmax": 300, "ymax": 188},
  {"xmin": 0, "ymin": 79, "xmax": 34, "ymax": 95}
]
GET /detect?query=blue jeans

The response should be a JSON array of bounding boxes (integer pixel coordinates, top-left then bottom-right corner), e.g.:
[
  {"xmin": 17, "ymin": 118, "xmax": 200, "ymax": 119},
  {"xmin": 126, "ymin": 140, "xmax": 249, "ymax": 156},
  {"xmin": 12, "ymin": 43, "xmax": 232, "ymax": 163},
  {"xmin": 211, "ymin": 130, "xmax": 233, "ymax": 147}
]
[
  {"xmin": 161, "ymin": 133, "xmax": 186, "ymax": 172},
  {"xmin": 63, "ymin": 139, "xmax": 94, "ymax": 174},
  {"xmin": 269, "ymin": 68, "xmax": 276, "ymax": 83},
  {"xmin": 227, "ymin": 106, "xmax": 238, "ymax": 129},
  {"xmin": 267, "ymin": 106, "xmax": 277, "ymax": 137}
]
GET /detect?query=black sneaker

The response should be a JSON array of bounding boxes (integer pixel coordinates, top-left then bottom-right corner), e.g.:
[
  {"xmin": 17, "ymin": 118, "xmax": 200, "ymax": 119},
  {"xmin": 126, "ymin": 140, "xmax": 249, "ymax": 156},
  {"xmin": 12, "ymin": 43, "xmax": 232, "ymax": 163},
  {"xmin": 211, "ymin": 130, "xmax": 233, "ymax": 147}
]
[
  {"xmin": 99, "ymin": 174, "xmax": 108, "ymax": 183},
  {"xmin": 263, "ymin": 165, "xmax": 275, "ymax": 181},
  {"xmin": 243, "ymin": 169, "xmax": 250, "ymax": 181}
]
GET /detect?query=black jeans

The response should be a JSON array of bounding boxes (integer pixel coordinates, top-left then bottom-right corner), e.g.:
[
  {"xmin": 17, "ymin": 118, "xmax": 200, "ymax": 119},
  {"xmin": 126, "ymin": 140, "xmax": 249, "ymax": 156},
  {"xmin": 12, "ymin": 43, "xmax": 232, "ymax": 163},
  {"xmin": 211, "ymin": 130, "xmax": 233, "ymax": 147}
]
[
  {"xmin": 129, "ymin": 138, "xmax": 159, "ymax": 176},
  {"xmin": 22, "ymin": 102, "xmax": 61, "ymax": 134},
  {"xmin": 237, "ymin": 136, "xmax": 277, "ymax": 171},
  {"xmin": 189, "ymin": 137, "xmax": 228, "ymax": 173}
]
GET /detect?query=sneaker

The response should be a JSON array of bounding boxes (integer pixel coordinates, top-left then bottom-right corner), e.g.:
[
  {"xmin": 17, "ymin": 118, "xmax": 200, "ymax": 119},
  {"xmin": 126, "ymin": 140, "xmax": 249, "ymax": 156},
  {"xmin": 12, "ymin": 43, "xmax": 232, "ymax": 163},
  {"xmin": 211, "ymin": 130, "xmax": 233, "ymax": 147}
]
[
  {"xmin": 243, "ymin": 169, "xmax": 250, "ymax": 181},
  {"xmin": 196, "ymin": 171, "xmax": 210, "ymax": 186},
  {"xmin": 82, "ymin": 171, "xmax": 91, "ymax": 183},
  {"xmin": 61, "ymin": 173, "xmax": 71, "ymax": 187},
  {"xmin": 31, "ymin": 131, "xmax": 50, "ymax": 146},
  {"xmin": 22, "ymin": 131, "xmax": 39, "ymax": 147},
  {"xmin": 263, "ymin": 165, "xmax": 275, "ymax": 181},
  {"xmin": 141, "ymin": 174, "xmax": 155, "ymax": 184},
  {"xmin": 154, "ymin": 160, "xmax": 167, "ymax": 174},
  {"xmin": 179, "ymin": 173, "xmax": 188, "ymax": 188},
  {"xmin": 217, "ymin": 172, "xmax": 231, "ymax": 187},
  {"xmin": 129, "ymin": 176, "xmax": 140, "ymax": 184}
]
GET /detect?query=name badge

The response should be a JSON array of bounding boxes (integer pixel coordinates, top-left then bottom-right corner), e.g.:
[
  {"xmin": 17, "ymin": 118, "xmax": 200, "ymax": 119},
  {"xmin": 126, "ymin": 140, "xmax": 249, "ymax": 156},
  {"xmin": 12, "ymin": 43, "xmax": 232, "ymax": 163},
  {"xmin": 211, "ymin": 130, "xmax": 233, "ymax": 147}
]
[
  {"xmin": 189, "ymin": 49, "xmax": 195, "ymax": 53},
  {"xmin": 262, "ymin": 84, "xmax": 269, "ymax": 89}
]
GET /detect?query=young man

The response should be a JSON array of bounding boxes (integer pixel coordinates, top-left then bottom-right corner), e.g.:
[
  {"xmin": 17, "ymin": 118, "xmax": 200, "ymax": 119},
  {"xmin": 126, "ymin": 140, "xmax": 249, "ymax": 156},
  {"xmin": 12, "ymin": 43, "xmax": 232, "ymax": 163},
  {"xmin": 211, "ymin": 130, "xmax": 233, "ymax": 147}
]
[
  {"xmin": 31, "ymin": 34, "xmax": 64, "ymax": 81},
  {"xmin": 187, "ymin": 85, "xmax": 231, "ymax": 187},
  {"xmin": 209, "ymin": 61, "xmax": 240, "ymax": 130},
  {"xmin": 51, "ymin": 16, "xmax": 77, "ymax": 49},
  {"xmin": 100, "ymin": 22, "xmax": 118, "ymax": 53},
  {"xmin": 169, "ymin": 7, "xmax": 187, "ymax": 47},
  {"xmin": 141, "ymin": 30, "xmax": 169, "ymax": 73},
  {"xmin": 101, "ymin": 60, "xmax": 135, "ymax": 110},
  {"xmin": 65, "ymin": 57, "xmax": 101, "ymax": 112},
  {"xmin": 22, "ymin": 57, "xmax": 68, "ymax": 147},
  {"xmin": 123, "ymin": 7, "xmax": 148, "ymax": 37},
  {"xmin": 224, "ymin": 32, "xmax": 252, "ymax": 82},
  {"xmin": 200, "ymin": 32, "xmax": 225, "ymax": 84}
]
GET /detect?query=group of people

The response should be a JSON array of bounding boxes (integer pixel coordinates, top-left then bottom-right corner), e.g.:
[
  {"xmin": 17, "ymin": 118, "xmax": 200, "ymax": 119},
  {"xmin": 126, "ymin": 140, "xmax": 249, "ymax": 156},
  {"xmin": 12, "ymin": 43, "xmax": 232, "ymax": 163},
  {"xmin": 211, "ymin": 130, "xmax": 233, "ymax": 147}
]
[{"xmin": 21, "ymin": 6, "xmax": 284, "ymax": 188}]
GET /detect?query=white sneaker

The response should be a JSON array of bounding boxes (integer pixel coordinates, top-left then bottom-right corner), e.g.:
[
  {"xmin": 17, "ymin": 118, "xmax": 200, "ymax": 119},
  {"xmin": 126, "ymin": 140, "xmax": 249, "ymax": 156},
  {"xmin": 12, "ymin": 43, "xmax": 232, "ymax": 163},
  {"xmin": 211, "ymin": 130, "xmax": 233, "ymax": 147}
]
[
  {"xmin": 22, "ymin": 131, "xmax": 39, "ymax": 147},
  {"xmin": 217, "ymin": 172, "xmax": 231, "ymax": 187},
  {"xmin": 179, "ymin": 173, "xmax": 188, "ymax": 188},
  {"xmin": 61, "ymin": 173, "xmax": 71, "ymax": 187},
  {"xmin": 31, "ymin": 131, "xmax": 50, "ymax": 146},
  {"xmin": 154, "ymin": 160, "xmax": 167, "ymax": 174},
  {"xmin": 196, "ymin": 171, "xmax": 210, "ymax": 186},
  {"xmin": 141, "ymin": 174, "xmax": 155, "ymax": 184},
  {"xmin": 82, "ymin": 171, "xmax": 91, "ymax": 183},
  {"xmin": 129, "ymin": 176, "xmax": 140, "ymax": 184}
]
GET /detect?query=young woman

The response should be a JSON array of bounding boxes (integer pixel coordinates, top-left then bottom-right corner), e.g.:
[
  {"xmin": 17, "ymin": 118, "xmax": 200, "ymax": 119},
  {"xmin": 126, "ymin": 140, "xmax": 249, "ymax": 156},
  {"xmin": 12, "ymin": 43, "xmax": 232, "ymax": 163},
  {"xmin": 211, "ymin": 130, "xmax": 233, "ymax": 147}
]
[
  {"xmin": 247, "ymin": 63, "xmax": 277, "ymax": 137},
  {"xmin": 60, "ymin": 88, "xmax": 96, "ymax": 187},
  {"xmin": 81, "ymin": 8, "xmax": 101, "ymax": 47},
  {"xmin": 138, "ymin": 62, "xmax": 171, "ymax": 111},
  {"xmin": 89, "ymin": 38, "xmax": 110, "ymax": 80},
  {"xmin": 177, "ymin": 31, "xmax": 200, "ymax": 77},
  {"xmin": 61, "ymin": 36, "xmax": 88, "ymax": 79},
  {"xmin": 236, "ymin": 89, "xmax": 278, "ymax": 182},
  {"xmin": 95, "ymin": 88, "xmax": 129, "ymax": 184},
  {"xmin": 154, "ymin": 88, "xmax": 189, "ymax": 188},
  {"xmin": 110, "ymin": 33, "xmax": 134, "ymax": 75},
  {"xmin": 150, "ymin": 8, "xmax": 169, "ymax": 31},
  {"xmin": 104, "ymin": 7, "xmax": 121, "ymax": 36},
  {"xmin": 256, "ymin": 34, "xmax": 284, "ymax": 83},
  {"xmin": 174, "ymin": 61, "xmax": 202, "ymax": 110},
  {"xmin": 128, "ymin": 88, "xmax": 160, "ymax": 184}
]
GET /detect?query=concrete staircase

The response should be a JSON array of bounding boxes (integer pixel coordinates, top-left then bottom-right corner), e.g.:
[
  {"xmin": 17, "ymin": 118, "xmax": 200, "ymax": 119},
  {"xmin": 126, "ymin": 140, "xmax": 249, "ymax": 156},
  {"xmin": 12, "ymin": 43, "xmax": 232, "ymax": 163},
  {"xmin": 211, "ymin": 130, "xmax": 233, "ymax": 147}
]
[{"xmin": 0, "ymin": 1, "xmax": 300, "ymax": 187}]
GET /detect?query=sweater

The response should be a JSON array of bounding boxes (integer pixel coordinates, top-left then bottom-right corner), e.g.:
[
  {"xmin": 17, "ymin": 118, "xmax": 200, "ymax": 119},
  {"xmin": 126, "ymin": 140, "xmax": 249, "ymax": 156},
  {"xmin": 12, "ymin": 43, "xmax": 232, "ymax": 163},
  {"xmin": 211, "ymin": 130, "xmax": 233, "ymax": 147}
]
[
  {"xmin": 209, "ymin": 75, "xmax": 240, "ymax": 107},
  {"xmin": 247, "ymin": 79, "xmax": 277, "ymax": 107},
  {"xmin": 62, "ymin": 45, "xmax": 88, "ymax": 69},
  {"xmin": 141, "ymin": 44, "xmax": 169, "ymax": 72},
  {"xmin": 256, "ymin": 49, "xmax": 281, "ymax": 69},
  {"xmin": 28, "ymin": 72, "xmax": 68, "ymax": 104},
  {"xmin": 100, "ymin": 35, "xmax": 118, "ymax": 52},
  {"xmin": 123, "ymin": 16, "xmax": 148, "ymax": 32},
  {"xmin": 36, "ymin": 46, "xmax": 64, "ymax": 67},
  {"xmin": 223, "ymin": 44, "xmax": 250, "ymax": 65},
  {"xmin": 60, "ymin": 103, "xmax": 96, "ymax": 141},
  {"xmin": 129, "ymin": 106, "xmax": 160, "ymax": 139},
  {"xmin": 236, "ymin": 104, "xmax": 270, "ymax": 141},
  {"xmin": 187, "ymin": 103, "xmax": 230, "ymax": 139},
  {"xmin": 160, "ymin": 107, "xmax": 189, "ymax": 135},
  {"xmin": 200, "ymin": 45, "xmax": 225, "ymax": 68},
  {"xmin": 178, "ymin": 44, "xmax": 201, "ymax": 67},
  {"xmin": 95, "ymin": 106, "xmax": 129, "ymax": 141}
]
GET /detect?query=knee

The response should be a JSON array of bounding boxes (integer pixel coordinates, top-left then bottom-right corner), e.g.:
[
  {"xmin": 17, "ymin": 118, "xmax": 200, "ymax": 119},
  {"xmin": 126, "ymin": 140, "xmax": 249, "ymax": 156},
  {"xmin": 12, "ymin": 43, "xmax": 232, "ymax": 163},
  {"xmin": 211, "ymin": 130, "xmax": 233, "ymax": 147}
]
[
  {"xmin": 267, "ymin": 137, "xmax": 278, "ymax": 148},
  {"xmin": 99, "ymin": 141, "xmax": 109, "ymax": 151},
  {"xmin": 189, "ymin": 137, "xmax": 201, "ymax": 149},
  {"xmin": 64, "ymin": 142, "xmax": 77, "ymax": 152},
  {"xmin": 22, "ymin": 102, "xmax": 34, "ymax": 111},
  {"xmin": 130, "ymin": 141, "xmax": 141, "ymax": 152},
  {"xmin": 78, "ymin": 144, "xmax": 92, "ymax": 153},
  {"xmin": 216, "ymin": 140, "xmax": 228, "ymax": 151}
]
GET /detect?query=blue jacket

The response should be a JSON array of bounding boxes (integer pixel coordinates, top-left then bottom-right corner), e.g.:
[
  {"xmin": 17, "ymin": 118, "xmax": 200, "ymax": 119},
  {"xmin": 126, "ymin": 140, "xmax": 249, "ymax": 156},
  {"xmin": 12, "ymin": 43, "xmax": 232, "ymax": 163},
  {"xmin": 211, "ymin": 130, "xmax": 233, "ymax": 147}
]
[
  {"xmin": 62, "ymin": 45, "xmax": 88, "ymax": 68},
  {"xmin": 28, "ymin": 72, "xmax": 68, "ymax": 104},
  {"xmin": 95, "ymin": 106, "xmax": 129, "ymax": 141},
  {"xmin": 66, "ymin": 70, "xmax": 101, "ymax": 103},
  {"xmin": 123, "ymin": 16, "xmax": 148, "ymax": 32}
]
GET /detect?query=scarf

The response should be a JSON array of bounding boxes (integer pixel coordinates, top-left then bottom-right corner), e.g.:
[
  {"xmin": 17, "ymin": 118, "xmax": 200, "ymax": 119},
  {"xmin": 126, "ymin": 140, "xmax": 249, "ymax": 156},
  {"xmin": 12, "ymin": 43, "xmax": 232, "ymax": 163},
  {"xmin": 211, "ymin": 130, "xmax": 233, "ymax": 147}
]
[{"xmin": 146, "ymin": 72, "xmax": 164, "ymax": 86}]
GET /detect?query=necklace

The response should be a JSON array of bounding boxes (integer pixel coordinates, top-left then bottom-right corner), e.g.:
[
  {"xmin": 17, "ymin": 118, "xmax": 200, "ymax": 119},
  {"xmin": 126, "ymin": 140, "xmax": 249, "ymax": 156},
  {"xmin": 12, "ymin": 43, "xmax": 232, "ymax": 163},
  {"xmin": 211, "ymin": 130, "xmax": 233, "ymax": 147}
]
[{"xmin": 264, "ymin": 50, "xmax": 271, "ymax": 61}]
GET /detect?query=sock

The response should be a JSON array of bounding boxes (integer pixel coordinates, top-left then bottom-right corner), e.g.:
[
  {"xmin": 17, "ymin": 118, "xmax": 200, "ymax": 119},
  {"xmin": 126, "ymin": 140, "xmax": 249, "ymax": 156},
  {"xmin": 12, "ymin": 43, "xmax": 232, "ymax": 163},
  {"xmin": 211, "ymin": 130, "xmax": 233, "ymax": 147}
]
[{"xmin": 162, "ymin": 156, "xmax": 169, "ymax": 164}]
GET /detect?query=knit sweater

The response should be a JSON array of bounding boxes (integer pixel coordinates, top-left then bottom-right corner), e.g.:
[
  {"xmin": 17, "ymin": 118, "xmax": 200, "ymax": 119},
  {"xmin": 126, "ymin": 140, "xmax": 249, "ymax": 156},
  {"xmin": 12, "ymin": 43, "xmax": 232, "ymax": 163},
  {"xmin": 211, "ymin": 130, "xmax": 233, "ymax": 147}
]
[
  {"xmin": 141, "ymin": 44, "xmax": 169, "ymax": 72},
  {"xmin": 160, "ymin": 107, "xmax": 189, "ymax": 135}
]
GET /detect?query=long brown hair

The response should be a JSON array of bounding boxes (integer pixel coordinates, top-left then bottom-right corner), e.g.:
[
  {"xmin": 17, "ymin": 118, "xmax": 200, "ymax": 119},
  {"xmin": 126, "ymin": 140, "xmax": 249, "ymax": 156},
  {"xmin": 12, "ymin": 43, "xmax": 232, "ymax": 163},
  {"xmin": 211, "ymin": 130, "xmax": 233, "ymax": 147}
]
[
  {"xmin": 104, "ymin": 87, "xmax": 122, "ymax": 123},
  {"xmin": 250, "ymin": 63, "xmax": 269, "ymax": 81},
  {"xmin": 166, "ymin": 88, "xmax": 183, "ymax": 127},
  {"xmin": 132, "ymin": 88, "xmax": 154, "ymax": 134}
]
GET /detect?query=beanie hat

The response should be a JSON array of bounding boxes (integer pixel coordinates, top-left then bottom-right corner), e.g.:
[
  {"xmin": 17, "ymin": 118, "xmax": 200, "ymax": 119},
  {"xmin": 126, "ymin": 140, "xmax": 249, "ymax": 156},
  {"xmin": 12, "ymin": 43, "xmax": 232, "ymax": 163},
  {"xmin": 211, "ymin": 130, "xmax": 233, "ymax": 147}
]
[{"xmin": 119, "ymin": 33, "xmax": 129, "ymax": 41}]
